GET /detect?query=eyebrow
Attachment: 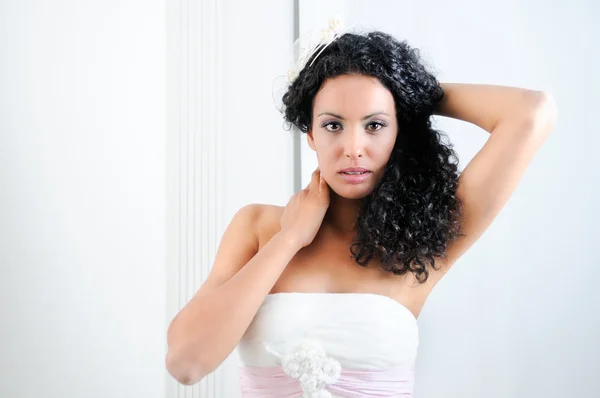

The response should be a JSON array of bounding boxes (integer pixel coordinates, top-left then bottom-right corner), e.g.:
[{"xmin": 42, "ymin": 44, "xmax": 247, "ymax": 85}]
[{"xmin": 317, "ymin": 112, "xmax": 390, "ymax": 121}]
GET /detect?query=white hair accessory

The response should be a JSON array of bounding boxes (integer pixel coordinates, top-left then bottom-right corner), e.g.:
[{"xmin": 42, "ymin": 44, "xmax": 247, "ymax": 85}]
[
  {"xmin": 286, "ymin": 15, "xmax": 345, "ymax": 84},
  {"xmin": 273, "ymin": 15, "xmax": 358, "ymax": 115}
]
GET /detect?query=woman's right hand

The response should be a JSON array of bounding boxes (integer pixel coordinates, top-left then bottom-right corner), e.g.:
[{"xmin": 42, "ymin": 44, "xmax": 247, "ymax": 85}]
[{"xmin": 280, "ymin": 167, "xmax": 331, "ymax": 249}]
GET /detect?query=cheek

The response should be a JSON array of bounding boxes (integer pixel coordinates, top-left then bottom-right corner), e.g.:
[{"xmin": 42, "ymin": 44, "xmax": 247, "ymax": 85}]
[
  {"xmin": 379, "ymin": 134, "xmax": 397, "ymax": 158},
  {"xmin": 313, "ymin": 141, "xmax": 335, "ymax": 161},
  {"xmin": 315, "ymin": 153, "xmax": 339, "ymax": 181}
]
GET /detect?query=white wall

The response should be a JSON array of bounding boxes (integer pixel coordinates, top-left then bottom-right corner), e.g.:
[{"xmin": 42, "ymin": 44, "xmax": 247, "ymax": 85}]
[
  {"xmin": 0, "ymin": 1, "xmax": 166, "ymax": 397},
  {"xmin": 298, "ymin": 1, "xmax": 599, "ymax": 397},
  {"xmin": 221, "ymin": 0, "xmax": 297, "ymax": 214}
]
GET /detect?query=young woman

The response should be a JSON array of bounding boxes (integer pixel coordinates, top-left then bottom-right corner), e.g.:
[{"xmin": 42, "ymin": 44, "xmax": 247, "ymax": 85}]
[{"xmin": 166, "ymin": 29, "xmax": 556, "ymax": 397}]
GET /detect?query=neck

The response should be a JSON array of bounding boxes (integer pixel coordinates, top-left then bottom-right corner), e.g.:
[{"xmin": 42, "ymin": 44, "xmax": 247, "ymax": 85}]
[{"xmin": 323, "ymin": 191, "xmax": 363, "ymax": 237}]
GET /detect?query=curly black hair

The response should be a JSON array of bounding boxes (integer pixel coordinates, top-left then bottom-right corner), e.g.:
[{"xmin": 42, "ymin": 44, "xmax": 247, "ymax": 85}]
[{"xmin": 281, "ymin": 31, "xmax": 465, "ymax": 284}]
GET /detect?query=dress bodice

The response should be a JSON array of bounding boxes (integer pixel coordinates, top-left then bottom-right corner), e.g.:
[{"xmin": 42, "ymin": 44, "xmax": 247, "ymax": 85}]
[{"xmin": 236, "ymin": 292, "xmax": 419, "ymax": 397}]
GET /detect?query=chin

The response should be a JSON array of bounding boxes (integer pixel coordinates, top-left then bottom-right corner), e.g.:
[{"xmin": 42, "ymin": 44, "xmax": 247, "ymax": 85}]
[{"xmin": 332, "ymin": 184, "xmax": 375, "ymax": 200}]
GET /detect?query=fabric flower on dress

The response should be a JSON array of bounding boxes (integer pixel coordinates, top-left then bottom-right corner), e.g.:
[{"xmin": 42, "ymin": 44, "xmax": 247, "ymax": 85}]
[{"xmin": 280, "ymin": 339, "xmax": 342, "ymax": 398}]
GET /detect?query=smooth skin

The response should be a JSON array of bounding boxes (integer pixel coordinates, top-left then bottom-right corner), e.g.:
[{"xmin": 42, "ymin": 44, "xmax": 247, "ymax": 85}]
[{"xmin": 166, "ymin": 75, "xmax": 557, "ymax": 385}]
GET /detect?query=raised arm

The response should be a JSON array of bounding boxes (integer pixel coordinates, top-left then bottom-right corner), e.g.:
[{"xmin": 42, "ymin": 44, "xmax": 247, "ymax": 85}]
[{"xmin": 428, "ymin": 83, "xmax": 557, "ymax": 283}]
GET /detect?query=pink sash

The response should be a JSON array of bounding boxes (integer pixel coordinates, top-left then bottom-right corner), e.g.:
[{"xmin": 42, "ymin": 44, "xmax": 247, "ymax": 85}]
[{"xmin": 239, "ymin": 364, "xmax": 414, "ymax": 397}]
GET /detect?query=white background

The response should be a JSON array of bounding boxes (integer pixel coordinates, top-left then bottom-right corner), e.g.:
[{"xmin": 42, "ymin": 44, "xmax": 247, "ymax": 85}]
[
  {"xmin": 1, "ymin": 0, "xmax": 598, "ymax": 397},
  {"xmin": 1, "ymin": 1, "xmax": 167, "ymax": 397}
]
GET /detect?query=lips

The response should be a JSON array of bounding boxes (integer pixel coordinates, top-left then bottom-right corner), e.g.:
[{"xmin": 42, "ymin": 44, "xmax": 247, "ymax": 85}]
[
  {"xmin": 338, "ymin": 169, "xmax": 372, "ymax": 184},
  {"xmin": 339, "ymin": 167, "xmax": 369, "ymax": 173}
]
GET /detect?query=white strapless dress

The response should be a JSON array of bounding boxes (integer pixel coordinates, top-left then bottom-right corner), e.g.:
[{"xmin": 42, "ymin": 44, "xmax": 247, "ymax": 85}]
[{"xmin": 236, "ymin": 292, "xmax": 419, "ymax": 397}]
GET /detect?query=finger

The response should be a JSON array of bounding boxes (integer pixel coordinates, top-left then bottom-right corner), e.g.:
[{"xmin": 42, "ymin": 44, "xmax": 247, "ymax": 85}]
[
  {"xmin": 309, "ymin": 168, "xmax": 320, "ymax": 193},
  {"xmin": 302, "ymin": 180, "xmax": 311, "ymax": 193},
  {"xmin": 302, "ymin": 168, "xmax": 318, "ymax": 191},
  {"xmin": 319, "ymin": 173, "xmax": 330, "ymax": 198}
]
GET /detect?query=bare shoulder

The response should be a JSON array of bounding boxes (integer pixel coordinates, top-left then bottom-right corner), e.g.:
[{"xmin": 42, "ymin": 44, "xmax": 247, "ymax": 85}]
[
  {"xmin": 254, "ymin": 204, "xmax": 285, "ymax": 250},
  {"xmin": 230, "ymin": 202, "xmax": 280, "ymax": 240},
  {"xmin": 192, "ymin": 203, "xmax": 276, "ymax": 295},
  {"xmin": 227, "ymin": 203, "xmax": 284, "ymax": 249}
]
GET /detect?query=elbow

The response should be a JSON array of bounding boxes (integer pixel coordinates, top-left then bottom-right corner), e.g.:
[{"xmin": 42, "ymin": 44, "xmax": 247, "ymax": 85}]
[
  {"xmin": 165, "ymin": 347, "xmax": 215, "ymax": 386},
  {"xmin": 526, "ymin": 91, "xmax": 558, "ymax": 137}
]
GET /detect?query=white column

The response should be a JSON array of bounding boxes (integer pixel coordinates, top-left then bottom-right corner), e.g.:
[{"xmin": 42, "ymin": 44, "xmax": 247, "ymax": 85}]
[{"xmin": 166, "ymin": 0, "xmax": 224, "ymax": 397}]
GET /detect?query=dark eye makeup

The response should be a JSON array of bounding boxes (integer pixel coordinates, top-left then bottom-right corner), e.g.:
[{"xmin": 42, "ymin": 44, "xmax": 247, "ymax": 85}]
[{"xmin": 322, "ymin": 121, "xmax": 387, "ymax": 132}]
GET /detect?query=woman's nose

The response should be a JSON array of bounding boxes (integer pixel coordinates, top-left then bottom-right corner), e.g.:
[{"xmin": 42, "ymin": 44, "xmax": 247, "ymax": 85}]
[{"xmin": 344, "ymin": 129, "xmax": 364, "ymax": 158}]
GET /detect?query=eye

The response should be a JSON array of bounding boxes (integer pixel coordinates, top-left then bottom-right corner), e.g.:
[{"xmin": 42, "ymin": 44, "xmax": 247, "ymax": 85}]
[
  {"xmin": 323, "ymin": 122, "xmax": 342, "ymax": 132},
  {"xmin": 367, "ymin": 121, "xmax": 386, "ymax": 132}
]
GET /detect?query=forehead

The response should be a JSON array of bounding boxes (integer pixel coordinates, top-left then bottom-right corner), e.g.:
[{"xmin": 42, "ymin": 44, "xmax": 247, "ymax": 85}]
[{"xmin": 313, "ymin": 74, "xmax": 395, "ymax": 113}]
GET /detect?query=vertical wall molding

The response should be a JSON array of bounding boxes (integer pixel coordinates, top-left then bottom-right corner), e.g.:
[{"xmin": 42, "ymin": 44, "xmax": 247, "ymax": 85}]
[{"xmin": 166, "ymin": 0, "xmax": 223, "ymax": 397}]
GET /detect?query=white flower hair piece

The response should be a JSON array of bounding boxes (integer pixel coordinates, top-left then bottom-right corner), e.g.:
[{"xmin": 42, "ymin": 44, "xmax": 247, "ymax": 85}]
[
  {"xmin": 273, "ymin": 15, "xmax": 359, "ymax": 115},
  {"xmin": 286, "ymin": 15, "xmax": 346, "ymax": 85}
]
